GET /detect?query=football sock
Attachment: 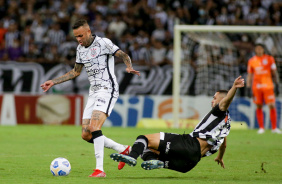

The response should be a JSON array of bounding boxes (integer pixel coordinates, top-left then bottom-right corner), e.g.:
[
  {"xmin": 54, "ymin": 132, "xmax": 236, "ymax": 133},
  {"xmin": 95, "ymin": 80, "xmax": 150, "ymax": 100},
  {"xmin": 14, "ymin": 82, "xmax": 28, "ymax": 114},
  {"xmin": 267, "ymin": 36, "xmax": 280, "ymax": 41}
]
[
  {"xmin": 104, "ymin": 136, "xmax": 126, "ymax": 153},
  {"xmin": 129, "ymin": 135, "xmax": 148, "ymax": 159},
  {"xmin": 92, "ymin": 130, "xmax": 104, "ymax": 171},
  {"xmin": 270, "ymin": 108, "xmax": 277, "ymax": 129},
  {"xmin": 256, "ymin": 108, "xmax": 264, "ymax": 129},
  {"xmin": 141, "ymin": 149, "xmax": 158, "ymax": 161}
]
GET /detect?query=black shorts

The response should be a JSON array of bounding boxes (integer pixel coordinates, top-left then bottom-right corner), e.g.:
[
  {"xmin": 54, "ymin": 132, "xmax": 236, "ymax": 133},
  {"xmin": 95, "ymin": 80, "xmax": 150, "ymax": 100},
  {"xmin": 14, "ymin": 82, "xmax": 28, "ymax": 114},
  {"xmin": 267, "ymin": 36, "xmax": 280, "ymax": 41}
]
[{"xmin": 158, "ymin": 132, "xmax": 201, "ymax": 173}]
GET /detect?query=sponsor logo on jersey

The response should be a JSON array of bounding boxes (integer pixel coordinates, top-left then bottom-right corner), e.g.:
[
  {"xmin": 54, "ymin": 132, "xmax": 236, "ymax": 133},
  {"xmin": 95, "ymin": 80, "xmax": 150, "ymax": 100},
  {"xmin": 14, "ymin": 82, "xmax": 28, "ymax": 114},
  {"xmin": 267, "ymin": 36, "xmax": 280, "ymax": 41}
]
[
  {"xmin": 97, "ymin": 98, "xmax": 106, "ymax": 104},
  {"xmin": 165, "ymin": 142, "xmax": 171, "ymax": 154},
  {"xmin": 262, "ymin": 59, "xmax": 268, "ymax": 65},
  {"xmin": 92, "ymin": 85, "xmax": 101, "ymax": 91},
  {"xmin": 165, "ymin": 161, "xmax": 169, "ymax": 168}
]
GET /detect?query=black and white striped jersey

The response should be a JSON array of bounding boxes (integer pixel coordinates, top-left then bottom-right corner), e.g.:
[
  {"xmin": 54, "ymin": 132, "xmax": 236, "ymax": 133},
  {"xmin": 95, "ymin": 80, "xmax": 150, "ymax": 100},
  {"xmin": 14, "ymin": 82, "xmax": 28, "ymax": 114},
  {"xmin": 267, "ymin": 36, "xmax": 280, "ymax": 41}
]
[
  {"xmin": 75, "ymin": 35, "xmax": 119, "ymax": 97},
  {"xmin": 190, "ymin": 104, "xmax": 231, "ymax": 157}
]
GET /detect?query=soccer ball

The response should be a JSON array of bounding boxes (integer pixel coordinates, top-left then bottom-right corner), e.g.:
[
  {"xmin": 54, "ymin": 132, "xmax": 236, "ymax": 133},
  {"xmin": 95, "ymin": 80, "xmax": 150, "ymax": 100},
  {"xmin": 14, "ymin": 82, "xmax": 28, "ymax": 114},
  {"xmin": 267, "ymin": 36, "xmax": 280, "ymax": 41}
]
[{"xmin": 50, "ymin": 157, "xmax": 71, "ymax": 176}]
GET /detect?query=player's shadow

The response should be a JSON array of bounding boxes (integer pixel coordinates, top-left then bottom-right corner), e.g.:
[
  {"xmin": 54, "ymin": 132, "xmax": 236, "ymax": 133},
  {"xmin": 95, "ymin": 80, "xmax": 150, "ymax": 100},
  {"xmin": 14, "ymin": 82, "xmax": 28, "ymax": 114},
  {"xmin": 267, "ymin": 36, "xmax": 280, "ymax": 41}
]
[{"xmin": 120, "ymin": 176, "xmax": 190, "ymax": 180}]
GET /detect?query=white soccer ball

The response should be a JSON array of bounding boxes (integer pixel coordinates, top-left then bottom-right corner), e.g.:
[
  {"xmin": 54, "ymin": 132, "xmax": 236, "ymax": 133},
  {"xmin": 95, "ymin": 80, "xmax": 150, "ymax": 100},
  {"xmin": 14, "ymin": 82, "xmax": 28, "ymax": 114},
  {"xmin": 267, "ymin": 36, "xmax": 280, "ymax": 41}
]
[{"xmin": 50, "ymin": 157, "xmax": 71, "ymax": 176}]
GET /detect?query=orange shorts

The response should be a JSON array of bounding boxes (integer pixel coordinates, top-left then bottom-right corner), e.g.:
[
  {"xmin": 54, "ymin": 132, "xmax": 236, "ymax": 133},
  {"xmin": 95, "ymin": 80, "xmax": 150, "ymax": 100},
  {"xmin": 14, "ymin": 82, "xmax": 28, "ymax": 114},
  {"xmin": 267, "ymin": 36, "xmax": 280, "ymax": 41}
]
[{"xmin": 252, "ymin": 88, "xmax": 275, "ymax": 104}]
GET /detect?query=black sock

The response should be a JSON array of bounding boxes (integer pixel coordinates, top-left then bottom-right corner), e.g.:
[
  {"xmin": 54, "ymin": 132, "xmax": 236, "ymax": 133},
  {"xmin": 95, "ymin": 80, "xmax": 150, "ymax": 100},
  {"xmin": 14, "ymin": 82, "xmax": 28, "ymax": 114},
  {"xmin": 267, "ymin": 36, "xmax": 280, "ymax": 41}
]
[
  {"xmin": 141, "ymin": 150, "xmax": 159, "ymax": 161},
  {"xmin": 129, "ymin": 135, "xmax": 148, "ymax": 159},
  {"xmin": 87, "ymin": 130, "xmax": 102, "ymax": 143}
]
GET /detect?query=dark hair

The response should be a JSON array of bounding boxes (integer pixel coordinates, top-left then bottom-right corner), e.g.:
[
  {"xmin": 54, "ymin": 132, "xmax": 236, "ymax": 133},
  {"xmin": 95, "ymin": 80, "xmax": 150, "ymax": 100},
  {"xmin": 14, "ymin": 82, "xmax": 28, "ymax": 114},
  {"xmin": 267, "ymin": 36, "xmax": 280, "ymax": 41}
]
[
  {"xmin": 217, "ymin": 90, "xmax": 228, "ymax": 95},
  {"xmin": 254, "ymin": 43, "xmax": 265, "ymax": 48},
  {"xmin": 72, "ymin": 19, "xmax": 88, "ymax": 29}
]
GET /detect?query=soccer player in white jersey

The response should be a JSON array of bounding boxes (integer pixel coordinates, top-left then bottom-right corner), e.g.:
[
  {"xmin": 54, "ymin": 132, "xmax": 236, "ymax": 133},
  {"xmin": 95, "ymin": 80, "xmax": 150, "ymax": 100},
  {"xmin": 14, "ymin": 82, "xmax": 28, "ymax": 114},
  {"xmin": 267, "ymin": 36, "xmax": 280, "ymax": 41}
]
[
  {"xmin": 40, "ymin": 19, "xmax": 140, "ymax": 177},
  {"xmin": 110, "ymin": 76, "xmax": 244, "ymax": 173}
]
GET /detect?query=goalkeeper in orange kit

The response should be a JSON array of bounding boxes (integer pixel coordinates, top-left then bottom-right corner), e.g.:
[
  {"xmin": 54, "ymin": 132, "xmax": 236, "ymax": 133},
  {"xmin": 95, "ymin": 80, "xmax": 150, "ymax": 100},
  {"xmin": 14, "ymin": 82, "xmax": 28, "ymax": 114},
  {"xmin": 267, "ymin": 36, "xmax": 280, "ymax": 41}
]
[{"xmin": 247, "ymin": 43, "xmax": 281, "ymax": 134}]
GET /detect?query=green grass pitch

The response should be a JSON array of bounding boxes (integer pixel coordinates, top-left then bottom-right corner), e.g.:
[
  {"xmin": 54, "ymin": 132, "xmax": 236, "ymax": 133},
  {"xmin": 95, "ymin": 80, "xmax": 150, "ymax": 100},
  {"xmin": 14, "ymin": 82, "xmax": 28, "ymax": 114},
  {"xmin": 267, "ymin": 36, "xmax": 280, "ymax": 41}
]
[{"xmin": 0, "ymin": 125, "xmax": 282, "ymax": 184}]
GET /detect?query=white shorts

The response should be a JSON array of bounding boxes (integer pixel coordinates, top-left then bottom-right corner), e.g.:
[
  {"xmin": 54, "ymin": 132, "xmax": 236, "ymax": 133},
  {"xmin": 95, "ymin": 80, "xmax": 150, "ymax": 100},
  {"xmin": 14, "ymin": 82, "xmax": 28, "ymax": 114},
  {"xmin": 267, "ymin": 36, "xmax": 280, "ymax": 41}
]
[{"xmin": 82, "ymin": 92, "xmax": 118, "ymax": 119}]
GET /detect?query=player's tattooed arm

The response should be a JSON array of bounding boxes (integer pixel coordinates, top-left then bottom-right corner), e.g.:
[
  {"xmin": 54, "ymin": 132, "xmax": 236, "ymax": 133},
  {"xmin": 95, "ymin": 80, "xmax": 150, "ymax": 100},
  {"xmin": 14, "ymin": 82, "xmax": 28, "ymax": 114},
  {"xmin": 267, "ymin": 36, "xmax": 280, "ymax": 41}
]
[
  {"xmin": 52, "ymin": 63, "xmax": 84, "ymax": 85},
  {"xmin": 114, "ymin": 50, "xmax": 132, "ymax": 68},
  {"xmin": 114, "ymin": 50, "xmax": 141, "ymax": 76}
]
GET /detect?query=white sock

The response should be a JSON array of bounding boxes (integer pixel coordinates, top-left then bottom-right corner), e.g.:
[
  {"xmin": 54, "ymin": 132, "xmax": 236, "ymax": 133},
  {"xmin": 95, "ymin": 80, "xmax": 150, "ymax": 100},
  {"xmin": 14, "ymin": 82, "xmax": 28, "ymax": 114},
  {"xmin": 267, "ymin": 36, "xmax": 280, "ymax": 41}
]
[
  {"xmin": 93, "ymin": 135, "xmax": 104, "ymax": 171},
  {"xmin": 104, "ymin": 135, "xmax": 126, "ymax": 153}
]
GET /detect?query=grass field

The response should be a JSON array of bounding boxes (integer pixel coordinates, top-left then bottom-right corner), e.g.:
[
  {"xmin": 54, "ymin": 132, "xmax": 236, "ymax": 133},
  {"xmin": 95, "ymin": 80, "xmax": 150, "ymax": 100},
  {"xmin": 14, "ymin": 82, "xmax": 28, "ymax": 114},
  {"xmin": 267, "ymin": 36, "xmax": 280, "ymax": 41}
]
[{"xmin": 0, "ymin": 125, "xmax": 282, "ymax": 184}]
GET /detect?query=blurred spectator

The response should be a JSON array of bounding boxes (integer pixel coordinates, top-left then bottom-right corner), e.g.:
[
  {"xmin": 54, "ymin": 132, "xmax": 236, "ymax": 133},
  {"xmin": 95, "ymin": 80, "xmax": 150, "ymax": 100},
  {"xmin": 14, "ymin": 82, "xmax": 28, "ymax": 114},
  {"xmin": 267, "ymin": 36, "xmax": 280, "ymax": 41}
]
[
  {"xmin": 0, "ymin": 0, "xmax": 8, "ymax": 20},
  {"xmin": 269, "ymin": 2, "xmax": 282, "ymax": 25},
  {"xmin": 150, "ymin": 40, "xmax": 167, "ymax": 66},
  {"xmin": 44, "ymin": 45, "xmax": 60, "ymax": 63},
  {"xmin": 0, "ymin": 41, "xmax": 8, "ymax": 61},
  {"xmin": 221, "ymin": 48, "xmax": 237, "ymax": 65},
  {"xmin": 151, "ymin": 18, "xmax": 166, "ymax": 42},
  {"xmin": 256, "ymin": 33, "xmax": 275, "ymax": 54},
  {"xmin": 154, "ymin": 2, "xmax": 168, "ymax": 26},
  {"xmin": 95, "ymin": 0, "xmax": 108, "ymax": 16},
  {"xmin": 175, "ymin": 7, "xmax": 190, "ymax": 24},
  {"xmin": 6, "ymin": 0, "xmax": 20, "ymax": 23},
  {"xmin": 139, "ymin": 42, "xmax": 151, "ymax": 66},
  {"xmin": 7, "ymin": 39, "xmax": 23, "ymax": 61},
  {"xmin": 216, "ymin": 6, "xmax": 229, "ymax": 25},
  {"xmin": 21, "ymin": 25, "xmax": 34, "ymax": 56},
  {"xmin": 129, "ymin": 41, "xmax": 141, "ymax": 65},
  {"xmin": 166, "ymin": 8, "xmax": 177, "ymax": 35},
  {"xmin": 59, "ymin": 35, "xmax": 77, "ymax": 58},
  {"xmin": 5, "ymin": 22, "xmax": 20, "ymax": 49},
  {"xmin": 0, "ymin": 21, "xmax": 7, "ymax": 45},
  {"xmin": 57, "ymin": 1, "xmax": 72, "ymax": 35},
  {"xmin": 90, "ymin": 12, "xmax": 108, "ymax": 37},
  {"xmin": 47, "ymin": 23, "xmax": 66, "ymax": 46},
  {"xmin": 108, "ymin": 13, "xmax": 127, "ymax": 38},
  {"xmin": 24, "ymin": 43, "xmax": 42, "ymax": 63},
  {"xmin": 31, "ymin": 17, "xmax": 48, "ymax": 48},
  {"xmin": 196, "ymin": 6, "xmax": 208, "ymax": 24},
  {"xmin": 0, "ymin": 0, "xmax": 281, "ymax": 67}
]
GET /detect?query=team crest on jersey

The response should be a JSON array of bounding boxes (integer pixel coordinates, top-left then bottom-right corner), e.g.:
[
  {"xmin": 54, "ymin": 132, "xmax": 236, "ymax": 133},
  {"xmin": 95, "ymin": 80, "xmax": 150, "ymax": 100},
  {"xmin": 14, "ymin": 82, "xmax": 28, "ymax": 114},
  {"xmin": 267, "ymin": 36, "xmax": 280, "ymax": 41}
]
[
  {"xmin": 262, "ymin": 59, "xmax": 268, "ymax": 65},
  {"xmin": 90, "ymin": 48, "xmax": 97, "ymax": 57}
]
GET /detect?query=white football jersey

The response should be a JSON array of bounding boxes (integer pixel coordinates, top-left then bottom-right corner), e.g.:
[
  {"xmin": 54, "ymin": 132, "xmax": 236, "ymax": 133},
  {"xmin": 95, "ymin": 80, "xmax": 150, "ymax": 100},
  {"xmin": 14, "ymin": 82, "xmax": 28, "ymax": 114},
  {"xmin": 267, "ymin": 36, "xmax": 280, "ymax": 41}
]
[{"xmin": 75, "ymin": 35, "xmax": 119, "ymax": 97}]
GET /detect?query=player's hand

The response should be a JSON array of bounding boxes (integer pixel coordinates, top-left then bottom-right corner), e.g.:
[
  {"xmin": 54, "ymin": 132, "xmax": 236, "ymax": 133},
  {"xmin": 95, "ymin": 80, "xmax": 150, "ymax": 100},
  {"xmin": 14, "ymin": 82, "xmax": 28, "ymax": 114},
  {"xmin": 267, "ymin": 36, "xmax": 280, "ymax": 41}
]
[
  {"xmin": 126, "ymin": 67, "xmax": 140, "ymax": 76},
  {"xmin": 233, "ymin": 76, "xmax": 245, "ymax": 88},
  {"xmin": 275, "ymin": 84, "xmax": 280, "ymax": 96},
  {"xmin": 40, "ymin": 80, "xmax": 54, "ymax": 92},
  {"xmin": 214, "ymin": 157, "xmax": 225, "ymax": 168},
  {"xmin": 246, "ymin": 87, "xmax": 252, "ymax": 98}
]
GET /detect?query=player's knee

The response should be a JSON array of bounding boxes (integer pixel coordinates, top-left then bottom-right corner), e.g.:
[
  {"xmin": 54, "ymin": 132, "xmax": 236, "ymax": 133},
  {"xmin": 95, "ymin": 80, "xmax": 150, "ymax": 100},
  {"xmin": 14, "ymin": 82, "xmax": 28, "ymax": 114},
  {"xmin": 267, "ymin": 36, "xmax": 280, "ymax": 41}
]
[
  {"xmin": 136, "ymin": 135, "xmax": 148, "ymax": 142},
  {"xmin": 269, "ymin": 103, "xmax": 275, "ymax": 109},
  {"xmin": 81, "ymin": 132, "xmax": 91, "ymax": 142},
  {"xmin": 256, "ymin": 104, "xmax": 263, "ymax": 109}
]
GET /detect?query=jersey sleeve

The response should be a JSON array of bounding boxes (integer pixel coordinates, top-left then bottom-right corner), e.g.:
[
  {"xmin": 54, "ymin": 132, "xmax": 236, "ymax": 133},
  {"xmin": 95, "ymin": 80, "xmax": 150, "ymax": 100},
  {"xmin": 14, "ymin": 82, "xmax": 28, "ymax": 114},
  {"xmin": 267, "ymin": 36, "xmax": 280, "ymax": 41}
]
[
  {"xmin": 269, "ymin": 56, "xmax": 277, "ymax": 70},
  {"xmin": 101, "ymin": 38, "xmax": 120, "ymax": 55},
  {"xmin": 75, "ymin": 45, "xmax": 82, "ymax": 63}
]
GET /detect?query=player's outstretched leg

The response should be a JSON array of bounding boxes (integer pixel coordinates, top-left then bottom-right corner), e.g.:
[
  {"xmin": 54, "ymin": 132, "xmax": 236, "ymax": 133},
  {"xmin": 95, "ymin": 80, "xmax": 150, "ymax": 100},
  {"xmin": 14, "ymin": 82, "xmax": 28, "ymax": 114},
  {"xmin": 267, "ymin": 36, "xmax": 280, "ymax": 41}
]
[
  {"xmin": 118, "ymin": 145, "xmax": 131, "ymax": 170},
  {"xmin": 141, "ymin": 160, "xmax": 164, "ymax": 170},
  {"xmin": 110, "ymin": 153, "xmax": 137, "ymax": 167}
]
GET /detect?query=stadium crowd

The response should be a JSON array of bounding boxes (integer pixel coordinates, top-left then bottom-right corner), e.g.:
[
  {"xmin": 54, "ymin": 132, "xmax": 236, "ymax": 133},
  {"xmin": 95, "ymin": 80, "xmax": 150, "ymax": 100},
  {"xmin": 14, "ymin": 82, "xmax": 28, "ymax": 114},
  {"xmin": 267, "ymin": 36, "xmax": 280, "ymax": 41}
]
[{"xmin": 0, "ymin": 0, "xmax": 282, "ymax": 66}]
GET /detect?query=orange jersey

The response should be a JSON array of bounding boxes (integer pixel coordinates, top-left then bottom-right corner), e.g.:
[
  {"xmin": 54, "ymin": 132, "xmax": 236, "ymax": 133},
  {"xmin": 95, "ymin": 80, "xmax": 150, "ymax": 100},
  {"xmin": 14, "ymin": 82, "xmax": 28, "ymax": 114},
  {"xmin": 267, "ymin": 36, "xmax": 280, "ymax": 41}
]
[{"xmin": 247, "ymin": 54, "xmax": 276, "ymax": 89}]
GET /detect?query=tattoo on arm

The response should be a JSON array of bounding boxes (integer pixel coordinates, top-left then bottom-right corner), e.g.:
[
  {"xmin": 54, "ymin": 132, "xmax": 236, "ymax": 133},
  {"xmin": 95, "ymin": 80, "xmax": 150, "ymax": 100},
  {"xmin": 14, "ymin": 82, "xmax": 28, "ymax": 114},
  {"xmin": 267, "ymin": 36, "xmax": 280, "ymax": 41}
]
[
  {"xmin": 115, "ymin": 50, "xmax": 132, "ymax": 68},
  {"xmin": 74, "ymin": 63, "xmax": 84, "ymax": 73},
  {"xmin": 52, "ymin": 63, "xmax": 83, "ymax": 85}
]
